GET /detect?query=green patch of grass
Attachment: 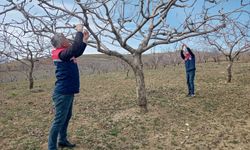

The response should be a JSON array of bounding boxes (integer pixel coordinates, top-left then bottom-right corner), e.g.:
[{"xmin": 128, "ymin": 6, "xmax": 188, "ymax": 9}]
[
  {"xmin": 229, "ymin": 140, "xmax": 240, "ymax": 144},
  {"xmin": 109, "ymin": 128, "xmax": 119, "ymax": 136},
  {"xmin": 19, "ymin": 138, "xmax": 40, "ymax": 150},
  {"xmin": 202, "ymin": 101, "xmax": 219, "ymax": 112},
  {"xmin": 6, "ymin": 91, "xmax": 20, "ymax": 99}
]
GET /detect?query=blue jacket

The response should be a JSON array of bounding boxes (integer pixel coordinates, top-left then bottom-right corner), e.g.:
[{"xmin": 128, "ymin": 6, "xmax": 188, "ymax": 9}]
[
  {"xmin": 52, "ymin": 32, "xmax": 87, "ymax": 94},
  {"xmin": 180, "ymin": 47, "xmax": 196, "ymax": 72}
]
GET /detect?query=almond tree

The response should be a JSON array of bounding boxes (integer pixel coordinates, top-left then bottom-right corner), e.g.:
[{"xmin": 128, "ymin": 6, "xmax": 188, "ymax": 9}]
[
  {"xmin": 205, "ymin": 18, "xmax": 250, "ymax": 82},
  {"xmin": 0, "ymin": 24, "xmax": 50, "ymax": 89},
  {"xmin": 1, "ymin": 0, "xmax": 248, "ymax": 112}
]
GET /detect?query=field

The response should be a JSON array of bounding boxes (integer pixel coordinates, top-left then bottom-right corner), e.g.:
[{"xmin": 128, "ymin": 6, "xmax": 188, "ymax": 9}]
[{"xmin": 0, "ymin": 62, "xmax": 250, "ymax": 150}]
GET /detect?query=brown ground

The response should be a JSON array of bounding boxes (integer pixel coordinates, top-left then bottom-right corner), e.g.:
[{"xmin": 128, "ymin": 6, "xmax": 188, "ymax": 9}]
[{"xmin": 0, "ymin": 62, "xmax": 249, "ymax": 150}]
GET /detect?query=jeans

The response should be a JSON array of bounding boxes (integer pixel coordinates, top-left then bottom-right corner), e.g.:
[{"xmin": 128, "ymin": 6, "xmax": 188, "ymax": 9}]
[
  {"xmin": 48, "ymin": 93, "xmax": 74, "ymax": 150},
  {"xmin": 186, "ymin": 70, "xmax": 195, "ymax": 95}
]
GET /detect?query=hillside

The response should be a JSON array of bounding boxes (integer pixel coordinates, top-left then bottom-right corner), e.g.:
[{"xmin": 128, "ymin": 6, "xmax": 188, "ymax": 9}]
[
  {"xmin": 1, "ymin": 51, "xmax": 250, "ymax": 83},
  {"xmin": 0, "ymin": 62, "xmax": 250, "ymax": 149}
]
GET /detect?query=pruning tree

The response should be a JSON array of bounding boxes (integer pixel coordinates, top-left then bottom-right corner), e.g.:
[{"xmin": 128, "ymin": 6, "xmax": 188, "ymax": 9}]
[{"xmin": 0, "ymin": 0, "xmax": 248, "ymax": 112}]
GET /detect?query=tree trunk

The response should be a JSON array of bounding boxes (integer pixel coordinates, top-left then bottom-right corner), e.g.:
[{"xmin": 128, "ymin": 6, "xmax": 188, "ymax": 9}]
[
  {"xmin": 132, "ymin": 53, "xmax": 148, "ymax": 113},
  {"xmin": 227, "ymin": 61, "xmax": 233, "ymax": 83},
  {"xmin": 29, "ymin": 61, "xmax": 34, "ymax": 89},
  {"xmin": 126, "ymin": 69, "xmax": 130, "ymax": 78}
]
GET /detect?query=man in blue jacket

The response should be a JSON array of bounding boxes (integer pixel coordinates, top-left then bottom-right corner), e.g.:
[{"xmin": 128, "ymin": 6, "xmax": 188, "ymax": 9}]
[
  {"xmin": 180, "ymin": 44, "xmax": 196, "ymax": 97},
  {"xmin": 48, "ymin": 24, "xmax": 89, "ymax": 150}
]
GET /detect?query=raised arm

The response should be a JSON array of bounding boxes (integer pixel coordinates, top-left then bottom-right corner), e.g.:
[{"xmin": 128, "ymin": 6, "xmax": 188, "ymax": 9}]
[
  {"xmin": 180, "ymin": 50, "xmax": 185, "ymax": 60},
  {"xmin": 59, "ymin": 24, "xmax": 89, "ymax": 61},
  {"xmin": 186, "ymin": 47, "xmax": 195, "ymax": 57},
  {"xmin": 59, "ymin": 32, "xmax": 86, "ymax": 61}
]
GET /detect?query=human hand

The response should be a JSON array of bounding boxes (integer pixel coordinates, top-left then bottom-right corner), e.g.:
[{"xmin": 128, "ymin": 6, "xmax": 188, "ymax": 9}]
[
  {"xmin": 75, "ymin": 24, "xmax": 83, "ymax": 32},
  {"xmin": 83, "ymin": 29, "xmax": 89, "ymax": 43},
  {"xmin": 182, "ymin": 44, "xmax": 187, "ymax": 50}
]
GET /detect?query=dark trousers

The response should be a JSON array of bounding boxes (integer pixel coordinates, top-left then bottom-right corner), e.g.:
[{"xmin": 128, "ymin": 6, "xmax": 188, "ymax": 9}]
[
  {"xmin": 186, "ymin": 70, "xmax": 195, "ymax": 95},
  {"xmin": 48, "ymin": 93, "xmax": 74, "ymax": 150}
]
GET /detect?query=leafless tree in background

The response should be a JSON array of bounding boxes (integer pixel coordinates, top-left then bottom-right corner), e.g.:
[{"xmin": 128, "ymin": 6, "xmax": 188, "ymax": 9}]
[
  {"xmin": 205, "ymin": 18, "xmax": 250, "ymax": 83},
  {"xmin": 0, "ymin": 0, "xmax": 248, "ymax": 112},
  {"xmin": 146, "ymin": 48, "xmax": 164, "ymax": 70},
  {"xmin": 116, "ymin": 58, "xmax": 131, "ymax": 78},
  {"xmin": 196, "ymin": 50, "xmax": 208, "ymax": 63},
  {"xmin": 0, "ymin": 53, "xmax": 8, "ymax": 63},
  {"xmin": 0, "ymin": 24, "xmax": 50, "ymax": 89},
  {"xmin": 209, "ymin": 49, "xmax": 221, "ymax": 63}
]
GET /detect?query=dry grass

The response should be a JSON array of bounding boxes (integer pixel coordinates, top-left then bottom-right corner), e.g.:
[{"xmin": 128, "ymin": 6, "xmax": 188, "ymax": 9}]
[{"xmin": 0, "ymin": 62, "xmax": 250, "ymax": 150}]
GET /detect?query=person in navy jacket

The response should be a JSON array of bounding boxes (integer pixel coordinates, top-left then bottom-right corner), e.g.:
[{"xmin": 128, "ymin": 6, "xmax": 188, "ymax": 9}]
[
  {"xmin": 48, "ymin": 24, "xmax": 89, "ymax": 150},
  {"xmin": 180, "ymin": 44, "xmax": 196, "ymax": 97}
]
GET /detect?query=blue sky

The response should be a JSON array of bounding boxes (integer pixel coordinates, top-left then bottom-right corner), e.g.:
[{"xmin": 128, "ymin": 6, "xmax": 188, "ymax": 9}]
[
  {"xmin": 165, "ymin": 0, "xmax": 250, "ymax": 51},
  {"xmin": 1, "ymin": 0, "xmax": 249, "ymax": 54}
]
